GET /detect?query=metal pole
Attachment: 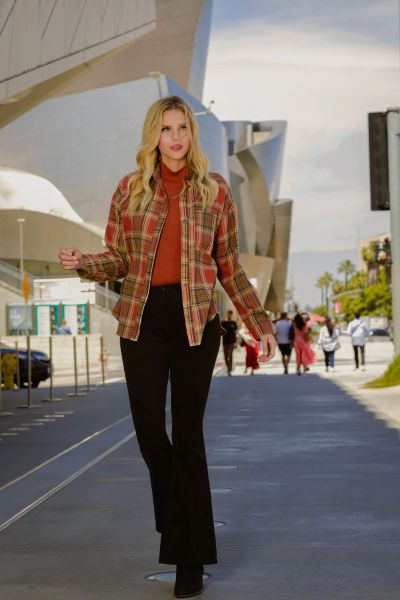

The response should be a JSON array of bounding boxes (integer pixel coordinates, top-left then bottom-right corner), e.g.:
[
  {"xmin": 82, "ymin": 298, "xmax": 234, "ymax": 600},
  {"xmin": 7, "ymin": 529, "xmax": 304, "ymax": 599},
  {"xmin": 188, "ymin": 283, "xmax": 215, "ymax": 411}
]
[
  {"xmin": 73, "ymin": 336, "xmax": 78, "ymax": 395},
  {"xmin": 100, "ymin": 335, "xmax": 105, "ymax": 386},
  {"xmin": 18, "ymin": 334, "xmax": 40, "ymax": 409},
  {"xmin": 81, "ymin": 335, "xmax": 96, "ymax": 392},
  {"xmin": 42, "ymin": 336, "xmax": 62, "ymax": 402},
  {"xmin": 387, "ymin": 108, "xmax": 400, "ymax": 356},
  {"xmin": 17, "ymin": 218, "xmax": 25, "ymax": 295},
  {"xmin": 15, "ymin": 340, "xmax": 20, "ymax": 390},
  {"xmin": 67, "ymin": 336, "xmax": 86, "ymax": 397},
  {"xmin": 0, "ymin": 333, "xmax": 14, "ymax": 416},
  {"xmin": 86, "ymin": 336, "xmax": 90, "ymax": 390},
  {"xmin": 27, "ymin": 335, "xmax": 31, "ymax": 407}
]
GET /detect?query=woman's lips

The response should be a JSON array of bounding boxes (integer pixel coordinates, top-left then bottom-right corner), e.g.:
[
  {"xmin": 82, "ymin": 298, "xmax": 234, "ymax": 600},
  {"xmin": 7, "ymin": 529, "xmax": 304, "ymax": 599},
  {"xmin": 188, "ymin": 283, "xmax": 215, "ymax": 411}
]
[{"xmin": 170, "ymin": 145, "xmax": 183, "ymax": 151}]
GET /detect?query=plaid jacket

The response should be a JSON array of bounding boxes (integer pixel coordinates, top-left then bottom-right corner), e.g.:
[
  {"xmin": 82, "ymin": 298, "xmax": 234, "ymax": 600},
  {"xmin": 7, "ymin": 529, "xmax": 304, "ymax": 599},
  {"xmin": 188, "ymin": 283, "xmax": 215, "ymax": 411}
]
[{"xmin": 78, "ymin": 165, "xmax": 274, "ymax": 346}]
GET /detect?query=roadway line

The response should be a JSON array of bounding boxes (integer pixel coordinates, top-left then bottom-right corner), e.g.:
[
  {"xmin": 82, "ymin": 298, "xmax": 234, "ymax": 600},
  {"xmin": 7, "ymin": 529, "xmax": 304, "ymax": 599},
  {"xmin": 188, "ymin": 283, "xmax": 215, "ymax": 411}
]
[
  {"xmin": 0, "ymin": 430, "xmax": 136, "ymax": 534},
  {"xmin": 0, "ymin": 414, "xmax": 132, "ymax": 492}
]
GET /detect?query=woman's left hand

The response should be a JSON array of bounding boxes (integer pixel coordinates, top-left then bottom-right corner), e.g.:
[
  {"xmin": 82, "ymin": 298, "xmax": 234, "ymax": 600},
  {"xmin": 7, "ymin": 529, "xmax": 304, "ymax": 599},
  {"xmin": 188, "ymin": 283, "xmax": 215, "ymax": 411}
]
[{"xmin": 258, "ymin": 333, "xmax": 277, "ymax": 362}]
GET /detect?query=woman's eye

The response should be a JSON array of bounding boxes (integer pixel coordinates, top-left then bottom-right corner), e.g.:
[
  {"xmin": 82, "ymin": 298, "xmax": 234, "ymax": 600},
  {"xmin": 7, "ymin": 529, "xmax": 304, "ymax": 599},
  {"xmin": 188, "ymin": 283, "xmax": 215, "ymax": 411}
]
[
  {"xmin": 180, "ymin": 125, "xmax": 187, "ymax": 130},
  {"xmin": 161, "ymin": 127, "xmax": 169, "ymax": 132}
]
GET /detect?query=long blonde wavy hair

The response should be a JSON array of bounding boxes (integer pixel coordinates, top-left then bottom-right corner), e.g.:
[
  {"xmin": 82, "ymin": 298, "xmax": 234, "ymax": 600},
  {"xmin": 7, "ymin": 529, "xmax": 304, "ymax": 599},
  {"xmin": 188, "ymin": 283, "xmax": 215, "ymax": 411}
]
[{"xmin": 127, "ymin": 96, "xmax": 218, "ymax": 214}]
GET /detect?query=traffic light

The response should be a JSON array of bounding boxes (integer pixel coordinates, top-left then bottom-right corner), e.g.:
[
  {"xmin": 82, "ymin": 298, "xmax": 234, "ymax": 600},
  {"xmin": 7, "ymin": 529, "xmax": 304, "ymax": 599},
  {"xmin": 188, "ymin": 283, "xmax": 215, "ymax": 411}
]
[{"xmin": 368, "ymin": 112, "xmax": 390, "ymax": 210}]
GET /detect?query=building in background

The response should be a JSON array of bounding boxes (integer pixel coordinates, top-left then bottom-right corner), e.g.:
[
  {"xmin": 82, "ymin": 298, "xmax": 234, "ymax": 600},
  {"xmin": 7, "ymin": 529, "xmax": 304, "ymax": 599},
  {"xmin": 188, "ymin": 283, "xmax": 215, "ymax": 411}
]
[
  {"xmin": 0, "ymin": 0, "xmax": 292, "ymax": 344},
  {"xmin": 224, "ymin": 120, "xmax": 292, "ymax": 313}
]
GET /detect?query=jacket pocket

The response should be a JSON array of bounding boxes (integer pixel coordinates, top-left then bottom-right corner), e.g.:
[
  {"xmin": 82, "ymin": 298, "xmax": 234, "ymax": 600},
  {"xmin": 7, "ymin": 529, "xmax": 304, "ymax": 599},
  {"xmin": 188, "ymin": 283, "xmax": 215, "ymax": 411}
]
[{"xmin": 193, "ymin": 209, "xmax": 218, "ymax": 253}]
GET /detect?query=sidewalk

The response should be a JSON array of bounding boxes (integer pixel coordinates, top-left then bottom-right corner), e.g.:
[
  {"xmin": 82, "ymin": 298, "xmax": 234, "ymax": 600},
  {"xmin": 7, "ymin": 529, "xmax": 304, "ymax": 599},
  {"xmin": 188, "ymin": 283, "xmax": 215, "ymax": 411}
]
[
  {"xmin": 216, "ymin": 334, "xmax": 400, "ymax": 430},
  {"xmin": 1, "ymin": 344, "xmax": 400, "ymax": 598}
]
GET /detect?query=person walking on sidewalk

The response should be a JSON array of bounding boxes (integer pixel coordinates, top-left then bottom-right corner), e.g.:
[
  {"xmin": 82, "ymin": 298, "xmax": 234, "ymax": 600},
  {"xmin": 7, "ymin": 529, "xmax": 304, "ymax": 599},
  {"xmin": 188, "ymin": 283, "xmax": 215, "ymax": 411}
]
[
  {"xmin": 318, "ymin": 317, "xmax": 340, "ymax": 372},
  {"xmin": 293, "ymin": 312, "xmax": 316, "ymax": 375},
  {"xmin": 346, "ymin": 312, "xmax": 371, "ymax": 371},
  {"xmin": 274, "ymin": 312, "xmax": 293, "ymax": 374},
  {"xmin": 58, "ymin": 95, "xmax": 276, "ymax": 599},
  {"xmin": 238, "ymin": 325, "xmax": 260, "ymax": 375},
  {"xmin": 221, "ymin": 310, "xmax": 238, "ymax": 376}
]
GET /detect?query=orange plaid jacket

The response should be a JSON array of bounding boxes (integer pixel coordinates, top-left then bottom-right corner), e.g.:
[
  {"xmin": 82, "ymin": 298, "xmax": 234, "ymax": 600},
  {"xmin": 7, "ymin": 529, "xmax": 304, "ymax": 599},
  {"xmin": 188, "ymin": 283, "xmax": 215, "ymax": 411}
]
[{"xmin": 77, "ymin": 165, "xmax": 274, "ymax": 346}]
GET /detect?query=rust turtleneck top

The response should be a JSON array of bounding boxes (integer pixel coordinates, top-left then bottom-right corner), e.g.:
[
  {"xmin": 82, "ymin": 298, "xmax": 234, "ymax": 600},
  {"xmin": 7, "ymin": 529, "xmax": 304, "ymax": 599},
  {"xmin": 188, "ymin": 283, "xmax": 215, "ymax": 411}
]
[{"xmin": 151, "ymin": 161, "xmax": 188, "ymax": 286}]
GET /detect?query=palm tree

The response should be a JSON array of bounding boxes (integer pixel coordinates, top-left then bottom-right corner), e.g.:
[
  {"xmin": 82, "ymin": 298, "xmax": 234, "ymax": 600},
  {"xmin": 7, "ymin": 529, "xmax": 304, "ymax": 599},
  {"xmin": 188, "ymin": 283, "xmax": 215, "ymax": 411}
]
[
  {"xmin": 321, "ymin": 271, "xmax": 333, "ymax": 311},
  {"xmin": 331, "ymin": 279, "xmax": 344, "ymax": 295},
  {"xmin": 338, "ymin": 260, "xmax": 356, "ymax": 290},
  {"xmin": 348, "ymin": 271, "xmax": 368, "ymax": 290},
  {"xmin": 316, "ymin": 276, "xmax": 325, "ymax": 306}
]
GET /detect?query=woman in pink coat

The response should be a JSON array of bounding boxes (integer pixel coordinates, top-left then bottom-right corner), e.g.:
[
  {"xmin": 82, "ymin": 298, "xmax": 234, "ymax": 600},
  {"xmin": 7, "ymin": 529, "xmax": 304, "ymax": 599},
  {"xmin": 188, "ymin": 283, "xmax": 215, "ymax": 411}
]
[{"xmin": 293, "ymin": 313, "xmax": 316, "ymax": 375}]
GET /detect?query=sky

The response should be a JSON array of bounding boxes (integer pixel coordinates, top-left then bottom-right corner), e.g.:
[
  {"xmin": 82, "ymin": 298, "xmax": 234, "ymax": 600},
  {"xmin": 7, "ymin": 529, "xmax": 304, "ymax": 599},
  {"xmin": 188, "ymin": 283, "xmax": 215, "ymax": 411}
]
[{"xmin": 203, "ymin": 0, "xmax": 400, "ymax": 306}]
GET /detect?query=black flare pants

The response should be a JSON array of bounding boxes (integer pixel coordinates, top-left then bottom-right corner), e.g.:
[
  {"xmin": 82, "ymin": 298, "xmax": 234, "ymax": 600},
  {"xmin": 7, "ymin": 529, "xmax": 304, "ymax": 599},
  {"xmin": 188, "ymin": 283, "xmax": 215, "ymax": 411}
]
[{"xmin": 120, "ymin": 283, "xmax": 221, "ymax": 565}]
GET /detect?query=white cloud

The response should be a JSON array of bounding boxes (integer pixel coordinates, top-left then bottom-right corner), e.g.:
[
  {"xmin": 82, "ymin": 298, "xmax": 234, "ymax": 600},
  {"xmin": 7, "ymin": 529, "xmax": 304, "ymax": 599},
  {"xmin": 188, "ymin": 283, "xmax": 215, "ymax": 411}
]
[{"xmin": 203, "ymin": 18, "xmax": 397, "ymax": 256}]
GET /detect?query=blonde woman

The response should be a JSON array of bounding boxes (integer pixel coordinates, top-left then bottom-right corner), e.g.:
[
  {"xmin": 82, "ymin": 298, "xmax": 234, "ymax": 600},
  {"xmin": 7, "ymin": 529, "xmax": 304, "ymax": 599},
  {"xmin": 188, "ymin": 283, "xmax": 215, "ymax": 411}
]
[{"xmin": 59, "ymin": 96, "xmax": 276, "ymax": 598}]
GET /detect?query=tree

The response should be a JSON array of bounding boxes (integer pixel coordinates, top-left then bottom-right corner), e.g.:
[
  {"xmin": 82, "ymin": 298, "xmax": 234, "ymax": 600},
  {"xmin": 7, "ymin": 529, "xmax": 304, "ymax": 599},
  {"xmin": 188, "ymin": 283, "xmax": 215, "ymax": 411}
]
[
  {"xmin": 313, "ymin": 304, "xmax": 329, "ymax": 318},
  {"xmin": 348, "ymin": 270, "xmax": 367, "ymax": 291},
  {"xmin": 361, "ymin": 243, "xmax": 375, "ymax": 264},
  {"xmin": 341, "ymin": 269, "xmax": 391, "ymax": 320},
  {"xmin": 338, "ymin": 259, "xmax": 356, "ymax": 290},
  {"xmin": 331, "ymin": 279, "xmax": 345, "ymax": 295},
  {"xmin": 321, "ymin": 271, "xmax": 333, "ymax": 311},
  {"xmin": 316, "ymin": 276, "xmax": 325, "ymax": 306}
]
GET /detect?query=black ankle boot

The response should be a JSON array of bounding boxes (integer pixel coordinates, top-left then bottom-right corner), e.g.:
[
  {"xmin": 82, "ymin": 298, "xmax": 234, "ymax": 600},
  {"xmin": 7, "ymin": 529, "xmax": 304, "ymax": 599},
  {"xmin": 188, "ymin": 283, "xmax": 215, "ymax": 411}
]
[{"xmin": 174, "ymin": 564, "xmax": 204, "ymax": 598}]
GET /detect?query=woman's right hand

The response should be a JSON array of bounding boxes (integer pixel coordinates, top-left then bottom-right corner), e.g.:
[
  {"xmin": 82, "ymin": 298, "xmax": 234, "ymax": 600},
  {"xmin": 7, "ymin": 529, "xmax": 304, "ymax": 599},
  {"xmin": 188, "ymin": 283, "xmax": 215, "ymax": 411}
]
[{"xmin": 58, "ymin": 247, "xmax": 84, "ymax": 271}]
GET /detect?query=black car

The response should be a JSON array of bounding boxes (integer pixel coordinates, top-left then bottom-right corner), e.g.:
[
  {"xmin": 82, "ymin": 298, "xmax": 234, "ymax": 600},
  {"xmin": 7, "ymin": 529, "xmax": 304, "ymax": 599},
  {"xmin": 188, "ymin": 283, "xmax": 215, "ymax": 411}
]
[
  {"xmin": 369, "ymin": 328, "xmax": 389, "ymax": 337},
  {"xmin": 0, "ymin": 343, "xmax": 51, "ymax": 388}
]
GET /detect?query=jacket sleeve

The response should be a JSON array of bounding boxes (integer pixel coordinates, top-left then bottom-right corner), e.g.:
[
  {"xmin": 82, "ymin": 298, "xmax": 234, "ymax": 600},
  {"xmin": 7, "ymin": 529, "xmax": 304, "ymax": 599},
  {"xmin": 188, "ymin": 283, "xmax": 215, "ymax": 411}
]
[
  {"xmin": 212, "ymin": 183, "xmax": 274, "ymax": 340},
  {"xmin": 76, "ymin": 185, "xmax": 129, "ymax": 282}
]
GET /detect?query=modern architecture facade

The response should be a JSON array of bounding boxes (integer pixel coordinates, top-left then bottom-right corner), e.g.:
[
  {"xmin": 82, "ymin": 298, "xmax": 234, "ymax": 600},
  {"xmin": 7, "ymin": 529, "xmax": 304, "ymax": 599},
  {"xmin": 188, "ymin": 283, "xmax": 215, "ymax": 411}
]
[{"xmin": 0, "ymin": 0, "xmax": 292, "ymax": 341}]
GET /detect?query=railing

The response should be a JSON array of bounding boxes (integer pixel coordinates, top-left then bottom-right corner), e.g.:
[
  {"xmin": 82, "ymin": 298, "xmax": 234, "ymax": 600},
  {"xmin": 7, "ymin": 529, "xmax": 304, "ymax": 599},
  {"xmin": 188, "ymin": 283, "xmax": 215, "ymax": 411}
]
[
  {"xmin": 0, "ymin": 261, "xmax": 35, "ymax": 293},
  {"xmin": 0, "ymin": 260, "xmax": 119, "ymax": 312},
  {"xmin": 93, "ymin": 284, "xmax": 120, "ymax": 312}
]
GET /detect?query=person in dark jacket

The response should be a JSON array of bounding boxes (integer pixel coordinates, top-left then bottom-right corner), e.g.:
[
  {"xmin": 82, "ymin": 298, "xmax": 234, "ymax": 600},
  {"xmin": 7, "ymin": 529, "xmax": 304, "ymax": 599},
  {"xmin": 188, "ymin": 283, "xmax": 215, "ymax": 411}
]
[{"xmin": 221, "ymin": 310, "xmax": 238, "ymax": 376}]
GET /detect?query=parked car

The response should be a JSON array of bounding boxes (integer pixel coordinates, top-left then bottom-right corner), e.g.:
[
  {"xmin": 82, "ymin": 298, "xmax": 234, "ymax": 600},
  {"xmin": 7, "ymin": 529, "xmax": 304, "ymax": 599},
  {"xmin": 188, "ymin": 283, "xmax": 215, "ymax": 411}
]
[
  {"xmin": 0, "ymin": 343, "xmax": 51, "ymax": 388},
  {"xmin": 369, "ymin": 328, "xmax": 389, "ymax": 337}
]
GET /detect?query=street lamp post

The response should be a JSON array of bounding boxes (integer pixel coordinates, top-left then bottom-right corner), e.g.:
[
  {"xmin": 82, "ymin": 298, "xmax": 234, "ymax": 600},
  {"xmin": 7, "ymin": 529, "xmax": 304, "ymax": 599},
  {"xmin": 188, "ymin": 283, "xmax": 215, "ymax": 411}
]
[
  {"xmin": 17, "ymin": 217, "xmax": 25, "ymax": 292},
  {"xmin": 386, "ymin": 108, "xmax": 400, "ymax": 356}
]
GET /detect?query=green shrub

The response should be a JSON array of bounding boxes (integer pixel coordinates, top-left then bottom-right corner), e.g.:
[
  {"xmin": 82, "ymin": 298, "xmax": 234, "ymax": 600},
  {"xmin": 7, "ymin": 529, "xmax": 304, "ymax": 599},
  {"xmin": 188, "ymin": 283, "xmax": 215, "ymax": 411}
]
[{"xmin": 364, "ymin": 354, "xmax": 400, "ymax": 388}]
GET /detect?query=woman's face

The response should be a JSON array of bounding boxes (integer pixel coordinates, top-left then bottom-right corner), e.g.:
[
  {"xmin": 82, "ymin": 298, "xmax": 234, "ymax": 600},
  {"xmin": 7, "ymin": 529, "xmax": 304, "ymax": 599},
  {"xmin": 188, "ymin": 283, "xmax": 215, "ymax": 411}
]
[{"xmin": 158, "ymin": 109, "xmax": 191, "ymax": 164}]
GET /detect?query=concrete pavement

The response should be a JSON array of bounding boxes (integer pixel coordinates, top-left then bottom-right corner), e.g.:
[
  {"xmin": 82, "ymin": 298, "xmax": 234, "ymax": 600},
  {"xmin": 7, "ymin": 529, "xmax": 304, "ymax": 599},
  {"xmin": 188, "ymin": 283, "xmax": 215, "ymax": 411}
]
[
  {"xmin": 1, "ymin": 347, "xmax": 400, "ymax": 598},
  {"xmin": 217, "ymin": 334, "xmax": 400, "ymax": 431}
]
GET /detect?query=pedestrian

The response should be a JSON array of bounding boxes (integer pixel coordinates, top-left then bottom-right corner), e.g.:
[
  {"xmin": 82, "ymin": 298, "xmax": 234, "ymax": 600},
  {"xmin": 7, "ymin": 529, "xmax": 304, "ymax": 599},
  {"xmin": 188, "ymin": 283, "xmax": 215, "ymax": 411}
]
[
  {"xmin": 58, "ymin": 95, "xmax": 277, "ymax": 599},
  {"xmin": 318, "ymin": 317, "xmax": 340, "ymax": 372},
  {"xmin": 57, "ymin": 319, "xmax": 72, "ymax": 334},
  {"xmin": 293, "ymin": 312, "xmax": 316, "ymax": 375},
  {"xmin": 274, "ymin": 312, "xmax": 293, "ymax": 374},
  {"xmin": 220, "ymin": 309, "xmax": 238, "ymax": 376},
  {"xmin": 238, "ymin": 325, "xmax": 260, "ymax": 375},
  {"xmin": 346, "ymin": 312, "xmax": 370, "ymax": 371}
]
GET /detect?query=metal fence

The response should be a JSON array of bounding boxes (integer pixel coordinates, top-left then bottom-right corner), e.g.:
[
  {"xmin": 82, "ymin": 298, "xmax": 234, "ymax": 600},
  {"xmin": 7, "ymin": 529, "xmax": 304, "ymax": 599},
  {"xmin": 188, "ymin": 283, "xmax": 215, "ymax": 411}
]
[{"xmin": 0, "ymin": 260, "xmax": 119, "ymax": 313}]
